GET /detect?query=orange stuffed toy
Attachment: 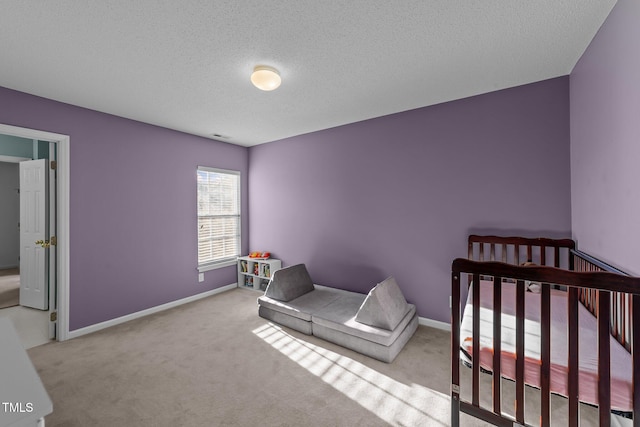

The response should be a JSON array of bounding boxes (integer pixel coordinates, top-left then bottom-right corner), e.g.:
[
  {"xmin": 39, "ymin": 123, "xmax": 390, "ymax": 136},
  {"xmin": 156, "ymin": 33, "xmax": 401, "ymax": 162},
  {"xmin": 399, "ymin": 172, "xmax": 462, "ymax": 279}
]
[{"xmin": 248, "ymin": 251, "xmax": 271, "ymax": 259}]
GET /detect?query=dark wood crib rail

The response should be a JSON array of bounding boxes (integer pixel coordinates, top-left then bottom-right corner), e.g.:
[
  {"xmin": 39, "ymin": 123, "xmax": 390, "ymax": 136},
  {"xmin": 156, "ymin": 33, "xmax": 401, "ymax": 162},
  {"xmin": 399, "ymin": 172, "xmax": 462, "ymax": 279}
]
[
  {"xmin": 451, "ymin": 259, "xmax": 640, "ymax": 427},
  {"xmin": 468, "ymin": 235, "xmax": 576, "ymax": 268},
  {"xmin": 467, "ymin": 236, "xmax": 634, "ymax": 352},
  {"xmin": 573, "ymin": 249, "xmax": 633, "ymax": 351}
]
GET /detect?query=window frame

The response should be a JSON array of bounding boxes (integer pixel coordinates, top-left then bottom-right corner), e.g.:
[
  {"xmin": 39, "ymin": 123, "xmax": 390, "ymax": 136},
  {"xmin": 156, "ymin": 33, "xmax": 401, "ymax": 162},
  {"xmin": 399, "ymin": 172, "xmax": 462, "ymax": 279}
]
[{"xmin": 196, "ymin": 166, "xmax": 241, "ymax": 273}]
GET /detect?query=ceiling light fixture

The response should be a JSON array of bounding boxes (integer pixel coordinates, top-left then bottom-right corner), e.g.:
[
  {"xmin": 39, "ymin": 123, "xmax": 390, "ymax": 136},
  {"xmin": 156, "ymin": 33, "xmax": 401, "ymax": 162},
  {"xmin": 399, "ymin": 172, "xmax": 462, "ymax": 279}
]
[{"xmin": 251, "ymin": 65, "xmax": 281, "ymax": 91}]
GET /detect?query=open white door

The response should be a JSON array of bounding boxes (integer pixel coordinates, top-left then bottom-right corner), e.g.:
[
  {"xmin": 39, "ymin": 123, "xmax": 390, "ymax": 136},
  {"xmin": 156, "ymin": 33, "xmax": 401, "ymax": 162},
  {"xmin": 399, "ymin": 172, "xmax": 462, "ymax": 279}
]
[{"xmin": 19, "ymin": 159, "xmax": 49, "ymax": 310}]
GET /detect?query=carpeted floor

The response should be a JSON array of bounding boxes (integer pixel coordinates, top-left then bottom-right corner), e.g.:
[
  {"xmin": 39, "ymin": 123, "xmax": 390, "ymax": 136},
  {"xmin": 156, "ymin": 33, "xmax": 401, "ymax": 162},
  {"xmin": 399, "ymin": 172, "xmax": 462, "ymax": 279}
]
[
  {"xmin": 0, "ymin": 268, "xmax": 20, "ymax": 309},
  {"xmin": 26, "ymin": 287, "xmax": 613, "ymax": 426},
  {"xmin": 29, "ymin": 288, "xmax": 466, "ymax": 426}
]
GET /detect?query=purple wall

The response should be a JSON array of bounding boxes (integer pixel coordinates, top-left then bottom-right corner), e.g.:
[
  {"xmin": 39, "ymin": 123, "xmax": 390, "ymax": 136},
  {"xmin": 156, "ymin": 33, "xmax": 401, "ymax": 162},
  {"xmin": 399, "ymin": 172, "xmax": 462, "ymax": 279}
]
[
  {"xmin": 0, "ymin": 87, "xmax": 249, "ymax": 330},
  {"xmin": 249, "ymin": 77, "xmax": 571, "ymax": 323},
  {"xmin": 570, "ymin": 0, "xmax": 640, "ymax": 275},
  {"xmin": 0, "ymin": 72, "xmax": 575, "ymax": 329}
]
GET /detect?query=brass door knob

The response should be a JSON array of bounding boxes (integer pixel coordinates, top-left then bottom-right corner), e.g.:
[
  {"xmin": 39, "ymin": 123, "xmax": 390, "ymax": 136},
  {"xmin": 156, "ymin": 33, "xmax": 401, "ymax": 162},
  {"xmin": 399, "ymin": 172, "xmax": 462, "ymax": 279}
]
[{"xmin": 35, "ymin": 240, "xmax": 50, "ymax": 248}]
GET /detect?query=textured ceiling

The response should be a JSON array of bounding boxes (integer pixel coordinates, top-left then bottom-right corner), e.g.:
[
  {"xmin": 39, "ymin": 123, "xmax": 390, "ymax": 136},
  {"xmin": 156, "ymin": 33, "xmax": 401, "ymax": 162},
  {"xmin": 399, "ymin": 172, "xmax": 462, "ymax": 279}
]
[{"xmin": 0, "ymin": 1, "xmax": 616, "ymax": 146}]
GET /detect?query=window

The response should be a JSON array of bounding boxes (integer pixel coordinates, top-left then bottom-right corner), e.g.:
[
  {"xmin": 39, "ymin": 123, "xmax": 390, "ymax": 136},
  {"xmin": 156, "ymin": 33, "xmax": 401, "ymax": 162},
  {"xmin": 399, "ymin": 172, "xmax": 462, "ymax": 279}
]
[{"xmin": 197, "ymin": 167, "xmax": 241, "ymax": 271}]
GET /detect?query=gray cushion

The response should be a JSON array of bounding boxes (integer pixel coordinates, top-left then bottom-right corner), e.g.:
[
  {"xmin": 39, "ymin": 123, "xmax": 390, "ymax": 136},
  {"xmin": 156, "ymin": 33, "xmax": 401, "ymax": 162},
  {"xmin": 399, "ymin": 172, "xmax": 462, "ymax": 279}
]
[
  {"xmin": 257, "ymin": 286, "xmax": 345, "ymax": 322},
  {"xmin": 258, "ymin": 306, "xmax": 313, "ymax": 335},
  {"xmin": 264, "ymin": 264, "xmax": 314, "ymax": 302},
  {"xmin": 355, "ymin": 276, "xmax": 410, "ymax": 331},
  {"xmin": 312, "ymin": 292, "xmax": 416, "ymax": 346},
  {"xmin": 312, "ymin": 313, "xmax": 419, "ymax": 363}
]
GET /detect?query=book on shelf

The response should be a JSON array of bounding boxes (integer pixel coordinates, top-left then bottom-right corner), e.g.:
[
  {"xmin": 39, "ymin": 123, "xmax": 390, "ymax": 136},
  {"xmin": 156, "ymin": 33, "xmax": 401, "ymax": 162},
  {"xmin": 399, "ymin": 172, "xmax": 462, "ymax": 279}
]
[{"xmin": 240, "ymin": 260, "xmax": 248, "ymax": 273}]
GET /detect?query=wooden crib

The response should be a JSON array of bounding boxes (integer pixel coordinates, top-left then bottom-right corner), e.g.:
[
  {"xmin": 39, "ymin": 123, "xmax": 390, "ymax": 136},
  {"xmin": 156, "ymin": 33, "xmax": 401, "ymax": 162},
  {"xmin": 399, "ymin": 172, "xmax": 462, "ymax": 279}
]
[{"xmin": 451, "ymin": 235, "xmax": 640, "ymax": 427}]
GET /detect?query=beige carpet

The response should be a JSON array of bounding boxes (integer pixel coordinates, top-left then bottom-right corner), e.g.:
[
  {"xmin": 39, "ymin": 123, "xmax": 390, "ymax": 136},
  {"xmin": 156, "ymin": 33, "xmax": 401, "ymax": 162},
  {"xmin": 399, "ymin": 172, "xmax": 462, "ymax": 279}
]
[
  {"xmin": 29, "ymin": 288, "xmax": 465, "ymax": 426},
  {"xmin": 26, "ymin": 288, "xmax": 613, "ymax": 427},
  {"xmin": 0, "ymin": 268, "xmax": 20, "ymax": 309}
]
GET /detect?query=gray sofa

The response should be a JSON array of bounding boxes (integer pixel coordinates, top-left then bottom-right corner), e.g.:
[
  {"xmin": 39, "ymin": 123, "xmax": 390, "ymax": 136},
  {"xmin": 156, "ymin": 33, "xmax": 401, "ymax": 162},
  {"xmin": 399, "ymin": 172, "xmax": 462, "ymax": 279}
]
[{"xmin": 257, "ymin": 264, "xmax": 418, "ymax": 363}]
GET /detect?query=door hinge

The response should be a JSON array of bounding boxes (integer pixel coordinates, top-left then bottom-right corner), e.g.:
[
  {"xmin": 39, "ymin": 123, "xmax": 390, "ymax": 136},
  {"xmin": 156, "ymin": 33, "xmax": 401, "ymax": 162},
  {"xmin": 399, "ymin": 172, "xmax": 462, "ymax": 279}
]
[
  {"xmin": 50, "ymin": 160, "xmax": 57, "ymax": 170},
  {"xmin": 50, "ymin": 311, "xmax": 57, "ymax": 322},
  {"xmin": 50, "ymin": 236, "xmax": 57, "ymax": 246}
]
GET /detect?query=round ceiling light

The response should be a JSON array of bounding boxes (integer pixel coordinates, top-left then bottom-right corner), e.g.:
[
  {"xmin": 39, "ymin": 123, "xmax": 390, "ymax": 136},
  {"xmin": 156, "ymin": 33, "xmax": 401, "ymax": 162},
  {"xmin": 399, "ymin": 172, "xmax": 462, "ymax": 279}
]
[{"xmin": 251, "ymin": 65, "xmax": 281, "ymax": 91}]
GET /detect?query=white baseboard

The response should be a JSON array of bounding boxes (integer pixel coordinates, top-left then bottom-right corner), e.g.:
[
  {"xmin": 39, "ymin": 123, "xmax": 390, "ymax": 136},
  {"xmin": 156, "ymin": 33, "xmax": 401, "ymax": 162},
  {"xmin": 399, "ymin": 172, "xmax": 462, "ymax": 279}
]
[
  {"xmin": 418, "ymin": 316, "xmax": 450, "ymax": 331},
  {"xmin": 66, "ymin": 284, "xmax": 451, "ymax": 339},
  {"xmin": 67, "ymin": 283, "xmax": 237, "ymax": 340}
]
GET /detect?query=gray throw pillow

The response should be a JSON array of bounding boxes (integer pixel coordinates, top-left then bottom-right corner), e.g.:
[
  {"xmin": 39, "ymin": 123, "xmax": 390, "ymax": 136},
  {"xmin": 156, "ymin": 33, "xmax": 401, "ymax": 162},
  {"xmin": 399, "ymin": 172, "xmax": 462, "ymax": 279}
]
[
  {"xmin": 355, "ymin": 276, "xmax": 409, "ymax": 331},
  {"xmin": 264, "ymin": 264, "xmax": 315, "ymax": 301}
]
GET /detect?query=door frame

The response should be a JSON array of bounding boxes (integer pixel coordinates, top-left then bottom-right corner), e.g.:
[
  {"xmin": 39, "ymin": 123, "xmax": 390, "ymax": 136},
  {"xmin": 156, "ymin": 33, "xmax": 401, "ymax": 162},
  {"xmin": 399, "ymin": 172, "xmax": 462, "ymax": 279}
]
[{"xmin": 0, "ymin": 123, "xmax": 70, "ymax": 341}]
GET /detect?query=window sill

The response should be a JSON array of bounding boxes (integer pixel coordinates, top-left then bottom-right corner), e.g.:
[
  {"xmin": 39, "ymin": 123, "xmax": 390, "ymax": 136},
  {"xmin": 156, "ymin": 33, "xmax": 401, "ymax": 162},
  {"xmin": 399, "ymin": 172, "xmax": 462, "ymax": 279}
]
[{"xmin": 198, "ymin": 259, "xmax": 237, "ymax": 273}]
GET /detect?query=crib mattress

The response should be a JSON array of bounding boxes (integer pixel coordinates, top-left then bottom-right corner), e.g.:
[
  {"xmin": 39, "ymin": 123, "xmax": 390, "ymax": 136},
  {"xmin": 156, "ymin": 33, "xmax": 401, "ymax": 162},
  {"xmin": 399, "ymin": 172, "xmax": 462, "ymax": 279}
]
[{"xmin": 460, "ymin": 280, "xmax": 633, "ymax": 412}]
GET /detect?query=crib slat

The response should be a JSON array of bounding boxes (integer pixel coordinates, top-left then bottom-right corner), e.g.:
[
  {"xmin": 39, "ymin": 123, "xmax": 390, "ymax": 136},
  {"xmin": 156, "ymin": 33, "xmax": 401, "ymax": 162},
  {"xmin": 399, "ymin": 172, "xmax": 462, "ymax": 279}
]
[
  {"xmin": 515, "ymin": 279, "xmax": 525, "ymax": 423},
  {"xmin": 540, "ymin": 245, "xmax": 546, "ymax": 266},
  {"xmin": 541, "ymin": 283, "xmax": 551, "ymax": 427},
  {"xmin": 598, "ymin": 290, "xmax": 611, "ymax": 427},
  {"xmin": 451, "ymin": 271, "xmax": 460, "ymax": 427},
  {"xmin": 612, "ymin": 291, "xmax": 619, "ymax": 346},
  {"xmin": 568, "ymin": 287, "xmax": 579, "ymax": 427},
  {"xmin": 569, "ymin": 248, "xmax": 574, "ymax": 270},
  {"xmin": 472, "ymin": 273, "xmax": 480, "ymax": 407},
  {"xmin": 451, "ymin": 270, "xmax": 461, "ymax": 427},
  {"xmin": 622, "ymin": 293, "xmax": 628, "ymax": 351},
  {"xmin": 492, "ymin": 276, "xmax": 502, "ymax": 415},
  {"xmin": 633, "ymin": 294, "xmax": 640, "ymax": 427}
]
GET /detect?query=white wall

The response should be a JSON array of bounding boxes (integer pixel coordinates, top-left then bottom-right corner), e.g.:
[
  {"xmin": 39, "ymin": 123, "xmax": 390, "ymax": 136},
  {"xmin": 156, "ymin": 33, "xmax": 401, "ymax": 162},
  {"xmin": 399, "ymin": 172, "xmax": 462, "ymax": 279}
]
[{"xmin": 0, "ymin": 162, "xmax": 19, "ymax": 269}]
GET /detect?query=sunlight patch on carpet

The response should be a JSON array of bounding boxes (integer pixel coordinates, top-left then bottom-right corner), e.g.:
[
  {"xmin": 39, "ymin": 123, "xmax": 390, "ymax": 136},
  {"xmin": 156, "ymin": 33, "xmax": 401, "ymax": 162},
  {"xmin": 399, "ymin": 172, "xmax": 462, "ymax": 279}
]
[{"xmin": 253, "ymin": 323, "xmax": 450, "ymax": 426}]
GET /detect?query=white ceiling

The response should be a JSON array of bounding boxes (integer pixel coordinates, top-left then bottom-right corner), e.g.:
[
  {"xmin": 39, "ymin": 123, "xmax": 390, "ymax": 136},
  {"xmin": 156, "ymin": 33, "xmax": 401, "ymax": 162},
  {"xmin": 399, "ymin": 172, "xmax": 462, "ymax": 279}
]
[{"xmin": 0, "ymin": 1, "xmax": 616, "ymax": 147}]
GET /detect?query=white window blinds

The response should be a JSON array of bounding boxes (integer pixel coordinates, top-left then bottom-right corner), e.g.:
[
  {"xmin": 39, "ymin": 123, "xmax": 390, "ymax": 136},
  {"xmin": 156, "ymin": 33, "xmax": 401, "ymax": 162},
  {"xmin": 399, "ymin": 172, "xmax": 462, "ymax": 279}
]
[{"xmin": 197, "ymin": 167, "xmax": 241, "ymax": 270}]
